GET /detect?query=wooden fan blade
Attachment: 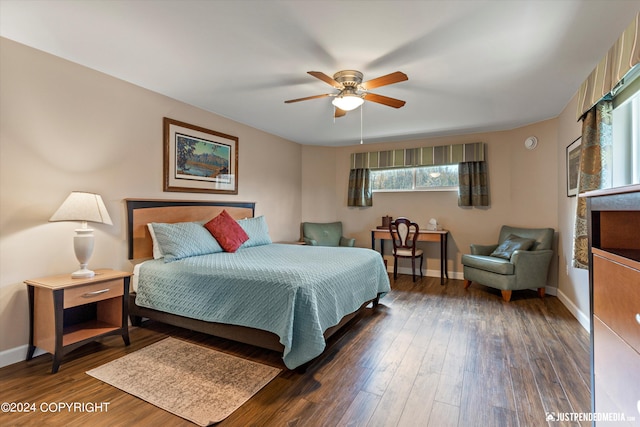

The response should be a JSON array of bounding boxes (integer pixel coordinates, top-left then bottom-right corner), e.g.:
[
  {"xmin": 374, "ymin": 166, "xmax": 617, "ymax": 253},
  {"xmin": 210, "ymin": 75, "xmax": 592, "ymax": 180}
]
[
  {"xmin": 284, "ymin": 94, "xmax": 332, "ymax": 103},
  {"xmin": 363, "ymin": 93, "xmax": 406, "ymax": 108},
  {"xmin": 308, "ymin": 71, "xmax": 343, "ymax": 89},
  {"xmin": 360, "ymin": 71, "xmax": 408, "ymax": 90},
  {"xmin": 334, "ymin": 107, "xmax": 347, "ymax": 118}
]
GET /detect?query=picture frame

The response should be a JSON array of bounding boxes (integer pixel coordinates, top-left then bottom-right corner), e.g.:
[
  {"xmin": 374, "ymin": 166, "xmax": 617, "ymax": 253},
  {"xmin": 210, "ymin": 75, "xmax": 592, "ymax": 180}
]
[
  {"xmin": 566, "ymin": 136, "xmax": 581, "ymax": 197},
  {"xmin": 163, "ymin": 117, "xmax": 238, "ymax": 194}
]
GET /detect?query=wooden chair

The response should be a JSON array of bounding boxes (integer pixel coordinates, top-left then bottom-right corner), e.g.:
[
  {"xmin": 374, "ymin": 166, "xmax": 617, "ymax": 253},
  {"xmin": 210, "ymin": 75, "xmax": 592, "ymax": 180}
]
[{"xmin": 389, "ymin": 217, "xmax": 423, "ymax": 282}]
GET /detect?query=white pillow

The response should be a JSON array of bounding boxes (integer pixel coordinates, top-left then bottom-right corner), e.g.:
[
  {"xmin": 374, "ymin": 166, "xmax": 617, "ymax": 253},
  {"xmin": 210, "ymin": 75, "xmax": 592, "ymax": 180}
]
[
  {"xmin": 150, "ymin": 221, "xmax": 224, "ymax": 262},
  {"xmin": 147, "ymin": 223, "xmax": 164, "ymax": 259}
]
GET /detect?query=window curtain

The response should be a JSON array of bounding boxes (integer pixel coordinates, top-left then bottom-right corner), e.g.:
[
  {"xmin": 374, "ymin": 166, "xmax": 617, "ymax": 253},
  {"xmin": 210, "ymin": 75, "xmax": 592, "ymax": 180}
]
[
  {"xmin": 576, "ymin": 13, "xmax": 639, "ymax": 119},
  {"xmin": 350, "ymin": 142, "xmax": 485, "ymax": 169},
  {"xmin": 572, "ymin": 101, "xmax": 613, "ymax": 269},
  {"xmin": 347, "ymin": 168, "xmax": 372, "ymax": 207},
  {"xmin": 457, "ymin": 161, "xmax": 489, "ymax": 207}
]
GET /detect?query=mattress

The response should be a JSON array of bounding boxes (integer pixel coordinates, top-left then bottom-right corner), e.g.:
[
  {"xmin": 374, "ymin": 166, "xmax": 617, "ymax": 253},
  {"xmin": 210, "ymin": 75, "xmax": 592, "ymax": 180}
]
[{"xmin": 134, "ymin": 243, "xmax": 390, "ymax": 368}]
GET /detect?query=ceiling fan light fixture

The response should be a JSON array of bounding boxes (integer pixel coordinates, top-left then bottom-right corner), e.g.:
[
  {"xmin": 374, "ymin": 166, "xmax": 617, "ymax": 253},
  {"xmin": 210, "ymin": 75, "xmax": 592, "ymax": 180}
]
[{"xmin": 332, "ymin": 94, "xmax": 364, "ymax": 111}]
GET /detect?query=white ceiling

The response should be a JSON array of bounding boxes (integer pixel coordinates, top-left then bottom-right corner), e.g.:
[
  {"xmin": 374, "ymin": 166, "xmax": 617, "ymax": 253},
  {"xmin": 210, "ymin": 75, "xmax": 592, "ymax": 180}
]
[{"xmin": 1, "ymin": 0, "xmax": 639, "ymax": 146}]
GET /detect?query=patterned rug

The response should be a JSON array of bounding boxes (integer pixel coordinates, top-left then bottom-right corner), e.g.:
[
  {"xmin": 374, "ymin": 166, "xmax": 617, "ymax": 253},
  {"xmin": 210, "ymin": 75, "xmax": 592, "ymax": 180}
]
[{"xmin": 87, "ymin": 338, "xmax": 281, "ymax": 426}]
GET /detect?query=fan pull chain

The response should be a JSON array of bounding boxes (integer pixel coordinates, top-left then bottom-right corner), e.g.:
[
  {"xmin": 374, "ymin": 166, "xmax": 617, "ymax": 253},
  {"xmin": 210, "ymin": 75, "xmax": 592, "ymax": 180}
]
[{"xmin": 360, "ymin": 103, "xmax": 364, "ymax": 144}]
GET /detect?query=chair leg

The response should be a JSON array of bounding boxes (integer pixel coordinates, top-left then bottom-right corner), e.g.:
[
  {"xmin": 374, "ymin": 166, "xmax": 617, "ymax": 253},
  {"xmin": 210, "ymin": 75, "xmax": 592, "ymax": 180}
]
[
  {"xmin": 464, "ymin": 279, "xmax": 472, "ymax": 289},
  {"xmin": 419, "ymin": 255, "xmax": 423, "ymax": 278},
  {"xmin": 501, "ymin": 290, "xmax": 512, "ymax": 302},
  {"xmin": 393, "ymin": 257, "xmax": 398, "ymax": 280},
  {"xmin": 538, "ymin": 287, "xmax": 545, "ymax": 298},
  {"xmin": 411, "ymin": 257, "xmax": 416, "ymax": 282}
]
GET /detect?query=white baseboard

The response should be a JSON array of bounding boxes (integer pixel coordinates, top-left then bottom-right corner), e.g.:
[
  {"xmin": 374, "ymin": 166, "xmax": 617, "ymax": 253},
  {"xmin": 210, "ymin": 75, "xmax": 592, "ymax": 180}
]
[
  {"xmin": 389, "ymin": 265, "xmax": 464, "ymax": 281},
  {"xmin": 556, "ymin": 288, "xmax": 591, "ymax": 332},
  {"xmin": 0, "ymin": 345, "xmax": 45, "ymax": 369}
]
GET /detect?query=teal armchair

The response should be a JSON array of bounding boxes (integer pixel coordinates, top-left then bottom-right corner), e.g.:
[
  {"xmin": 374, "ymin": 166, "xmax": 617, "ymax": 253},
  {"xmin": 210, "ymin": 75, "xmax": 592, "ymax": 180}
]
[
  {"xmin": 302, "ymin": 222, "xmax": 355, "ymax": 247},
  {"xmin": 461, "ymin": 225, "xmax": 554, "ymax": 301}
]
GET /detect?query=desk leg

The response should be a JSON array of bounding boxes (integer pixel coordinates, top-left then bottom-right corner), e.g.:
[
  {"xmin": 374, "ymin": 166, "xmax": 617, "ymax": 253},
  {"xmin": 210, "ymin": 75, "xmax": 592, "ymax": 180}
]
[
  {"xmin": 444, "ymin": 234, "xmax": 449, "ymax": 279},
  {"xmin": 440, "ymin": 235, "xmax": 444, "ymax": 285},
  {"xmin": 26, "ymin": 285, "xmax": 36, "ymax": 360},
  {"xmin": 440, "ymin": 234, "xmax": 448, "ymax": 285}
]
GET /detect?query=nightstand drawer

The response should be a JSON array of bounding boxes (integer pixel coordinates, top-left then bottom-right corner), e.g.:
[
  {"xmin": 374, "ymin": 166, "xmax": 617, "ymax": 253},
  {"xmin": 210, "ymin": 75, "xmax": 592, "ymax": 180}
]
[
  {"xmin": 64, "ymin": 279, "xmax": 124, "ymax": 309},
  {"xmin": 593, "ymin": 253, "xmax": 640, "ymax": 353},
  {"xmin": 593, "ymin": 317, "xmax": 640, "ymax": 419}
]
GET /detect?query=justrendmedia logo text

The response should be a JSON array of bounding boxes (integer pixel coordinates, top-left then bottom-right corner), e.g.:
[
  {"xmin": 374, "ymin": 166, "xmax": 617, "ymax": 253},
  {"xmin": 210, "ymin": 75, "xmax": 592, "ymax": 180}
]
[{"xmin": 546, "ymin": 412, "xmax": 632, "ymax": 422}]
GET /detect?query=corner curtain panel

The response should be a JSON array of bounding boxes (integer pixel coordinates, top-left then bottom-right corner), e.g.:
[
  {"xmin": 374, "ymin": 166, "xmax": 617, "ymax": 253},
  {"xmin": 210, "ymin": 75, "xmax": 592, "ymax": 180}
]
[
  {"xmin": 458, "ymin": 161, "xmax": 489, "ymax": 207},
  {"xmin": 577, "ymin": 12, "xmax": 639, "ymax": 118},
  {"xmin": 573, "ymin": 101, "xmax": 613, "ymax": 269},
  {"xmin": 348, "ymin": 168, "xmax": 372, "ymax": 207}
]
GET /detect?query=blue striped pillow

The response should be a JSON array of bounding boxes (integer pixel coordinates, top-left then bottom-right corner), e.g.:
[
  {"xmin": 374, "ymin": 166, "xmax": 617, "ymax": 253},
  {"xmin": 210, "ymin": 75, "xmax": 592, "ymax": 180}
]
[
  {"xmin": 238, "ymin": 216, "xmax": 272, "ymax": 248},
  {"xmin": 151, "ymin": 222, "xmax": 223, "ymax": 262}
]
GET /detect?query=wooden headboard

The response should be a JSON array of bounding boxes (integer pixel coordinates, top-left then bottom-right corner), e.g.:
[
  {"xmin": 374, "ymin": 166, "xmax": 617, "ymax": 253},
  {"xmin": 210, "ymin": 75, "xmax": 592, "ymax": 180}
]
[{"xmin": 126, "ymin": 199, "xmax": 255, "ymax": 260}]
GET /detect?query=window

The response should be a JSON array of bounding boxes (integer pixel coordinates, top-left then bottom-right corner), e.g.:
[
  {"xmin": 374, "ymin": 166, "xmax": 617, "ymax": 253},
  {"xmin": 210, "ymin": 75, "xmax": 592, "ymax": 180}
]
[
  {"xmin": 372, "ymin": 164, "xmax": 459, "ymax": 192},
  {"xmin": 351, "ymin": 142, "xmax": 483, "ymax": 193},
  {"xmin": 612, "ymin": 65, "xmax": 640, "ymax": 187}
]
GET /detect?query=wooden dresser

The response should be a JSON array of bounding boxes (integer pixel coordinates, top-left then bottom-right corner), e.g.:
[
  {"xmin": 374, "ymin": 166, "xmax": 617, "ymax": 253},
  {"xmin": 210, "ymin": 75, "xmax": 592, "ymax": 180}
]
[{"xmin": 585, "ymin": 184, "xmax": 640, "ymax": 424}]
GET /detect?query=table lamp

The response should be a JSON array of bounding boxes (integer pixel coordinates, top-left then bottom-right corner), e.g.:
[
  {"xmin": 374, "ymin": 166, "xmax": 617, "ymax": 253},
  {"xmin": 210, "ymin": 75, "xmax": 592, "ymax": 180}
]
[{"xmin": 49, "ymin": 191, "xmax": 113, "ymax": 278}]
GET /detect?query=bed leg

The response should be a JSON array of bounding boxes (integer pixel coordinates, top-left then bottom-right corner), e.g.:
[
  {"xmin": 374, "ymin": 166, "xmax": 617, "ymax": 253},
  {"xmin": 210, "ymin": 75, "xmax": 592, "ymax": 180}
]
[
  {"xmin": 130, "ymin": 314, "xmax": 143, "ymax": 327},
  {"xmin": 372, "ymin": 294, "xmax": 380, "ymax": 308},
  {"xmin": 294, "ymin": 363, "xmax": 309, "ymax": 374}
]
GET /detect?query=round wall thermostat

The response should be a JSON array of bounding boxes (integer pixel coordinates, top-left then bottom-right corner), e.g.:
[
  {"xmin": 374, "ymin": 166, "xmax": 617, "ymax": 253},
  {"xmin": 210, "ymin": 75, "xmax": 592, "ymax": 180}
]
[{"xmin": 524, "ymin": 136, "xmax": 538, "ymax": 150}]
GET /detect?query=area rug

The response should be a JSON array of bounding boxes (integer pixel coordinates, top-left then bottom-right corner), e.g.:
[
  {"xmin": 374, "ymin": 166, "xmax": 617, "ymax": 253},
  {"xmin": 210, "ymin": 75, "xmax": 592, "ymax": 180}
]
[{"xmin": 86, "ymin": 337, "xmax": 281, "ymax": 426}]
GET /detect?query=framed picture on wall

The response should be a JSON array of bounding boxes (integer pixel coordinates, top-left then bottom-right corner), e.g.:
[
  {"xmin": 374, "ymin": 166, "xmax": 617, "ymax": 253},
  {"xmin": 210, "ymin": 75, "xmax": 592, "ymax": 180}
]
[
  {"xmin": 163, "ymin": 117, "xmax": 238, "ymax": 194},
  {"xmin": 566, "ymin": 136, "xmax": 581, "ymax": 197}
]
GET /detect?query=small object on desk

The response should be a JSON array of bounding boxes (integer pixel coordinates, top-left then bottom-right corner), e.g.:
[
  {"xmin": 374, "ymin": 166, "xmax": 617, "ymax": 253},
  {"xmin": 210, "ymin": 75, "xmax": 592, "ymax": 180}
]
[
  {"xmin": 426, "ymin": 218, "xmax": 441, "ymax": 231},
  {"xmin": 25, "ymin": 269, "xmax": 131, "ymax": 373},
  {"xmin": 381, "ymin": 215, "xmax": 393, "ymax": 228}
]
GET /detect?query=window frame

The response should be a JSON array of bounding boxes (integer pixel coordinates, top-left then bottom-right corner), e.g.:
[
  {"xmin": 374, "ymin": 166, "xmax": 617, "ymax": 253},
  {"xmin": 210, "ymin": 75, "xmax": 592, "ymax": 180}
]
[
  {"xmin": 612, "ymin": 67, "xmax": 640, "ymax": 187},
  {"xmin": 371, "ymin": 164, "xmax": 459, "ymax": 193}
]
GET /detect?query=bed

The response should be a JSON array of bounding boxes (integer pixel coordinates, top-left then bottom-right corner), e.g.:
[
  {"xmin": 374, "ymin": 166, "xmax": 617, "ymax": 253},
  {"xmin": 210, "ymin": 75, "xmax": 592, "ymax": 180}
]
[{"xmin": 126, "ymin": 199, "xmax": 390, "ymax": 369}]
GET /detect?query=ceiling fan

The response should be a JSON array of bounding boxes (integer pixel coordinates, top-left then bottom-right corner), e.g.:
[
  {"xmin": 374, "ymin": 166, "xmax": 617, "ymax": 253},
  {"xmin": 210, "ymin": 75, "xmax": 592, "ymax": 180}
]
[{"xmin": 284, "ymin": 70, "xmax": 408, "ymax": 117}]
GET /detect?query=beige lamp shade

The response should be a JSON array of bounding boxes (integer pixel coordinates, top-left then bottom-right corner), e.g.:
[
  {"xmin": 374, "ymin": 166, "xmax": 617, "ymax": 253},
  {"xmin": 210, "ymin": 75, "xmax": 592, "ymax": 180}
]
[
  {"xmin": 49, "ymin": 192, "xmax": 113, "ymax": 225},
  {"xmin": 49, "ymin": 192, "xmax": 112, "ymax": 278}
]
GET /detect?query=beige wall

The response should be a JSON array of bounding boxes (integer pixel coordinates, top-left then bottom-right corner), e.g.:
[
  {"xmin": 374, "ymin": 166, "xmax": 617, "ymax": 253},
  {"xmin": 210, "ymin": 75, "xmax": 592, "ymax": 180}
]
[
  {"xmin": 302, "ymin": 120, "xmax": 560, "ymax": 281},
  {"xmin": 301, "ymin": 147, "xmax": 338, "ymax": 222},
  {"xmin": 0, "ymin": 38, "xmax": 302, "ymax": 363}
]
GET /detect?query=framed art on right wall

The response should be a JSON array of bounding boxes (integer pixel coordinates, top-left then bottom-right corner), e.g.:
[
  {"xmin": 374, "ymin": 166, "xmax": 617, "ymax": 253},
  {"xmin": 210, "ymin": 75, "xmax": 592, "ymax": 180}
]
[{"xmin": 566, "ymin": 136, "xmax": 581, "ymax": 197}]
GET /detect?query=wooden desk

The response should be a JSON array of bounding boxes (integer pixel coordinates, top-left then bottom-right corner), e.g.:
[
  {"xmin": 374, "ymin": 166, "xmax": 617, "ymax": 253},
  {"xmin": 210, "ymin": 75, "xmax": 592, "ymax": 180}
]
[{"xmin": 371, "ymin": 228, "xmax": 449, "ymax": 285}]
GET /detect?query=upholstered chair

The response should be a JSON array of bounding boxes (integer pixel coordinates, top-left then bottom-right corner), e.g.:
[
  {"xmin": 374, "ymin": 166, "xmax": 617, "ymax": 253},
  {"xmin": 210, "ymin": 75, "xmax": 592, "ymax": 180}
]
[
  {"xmin": 389, "ymin": 217, "xmax": 423, "ymax": 282},
  {"xmin": 461, "ymin": 225, "xmax": 554, "ymax": 301},
  {"xmin": 302, "ymin": 222, "xmax": 355, "ymax": 247}
]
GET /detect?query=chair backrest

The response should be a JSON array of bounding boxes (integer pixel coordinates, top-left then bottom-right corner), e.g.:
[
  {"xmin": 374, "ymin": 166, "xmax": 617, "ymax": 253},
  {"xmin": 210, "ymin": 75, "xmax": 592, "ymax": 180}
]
[
  {"xmin": 498, "ymin": 225, "xmax": 554, "ymax": 251},
  {"xmin": 389, "ymin": 217, "xmax": 419, "ymax": 254},
  {"xmin": 302, "ymin": 221, "xmax": 343, "ymax": 246}
]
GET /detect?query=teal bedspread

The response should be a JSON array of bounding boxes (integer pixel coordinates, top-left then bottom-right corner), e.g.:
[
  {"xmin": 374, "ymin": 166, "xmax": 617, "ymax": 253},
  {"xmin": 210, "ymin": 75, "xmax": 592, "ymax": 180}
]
[{"xmin": 135, "ymin": 244, "xmax": 390, "ymax": 368}]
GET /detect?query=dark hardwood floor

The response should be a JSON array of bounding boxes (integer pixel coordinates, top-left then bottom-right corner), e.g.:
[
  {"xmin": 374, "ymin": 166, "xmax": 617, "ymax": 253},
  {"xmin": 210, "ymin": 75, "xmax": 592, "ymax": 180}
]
[{"xmin": 0, "ymin": 275, "xmax": 591, "ymax": 427}]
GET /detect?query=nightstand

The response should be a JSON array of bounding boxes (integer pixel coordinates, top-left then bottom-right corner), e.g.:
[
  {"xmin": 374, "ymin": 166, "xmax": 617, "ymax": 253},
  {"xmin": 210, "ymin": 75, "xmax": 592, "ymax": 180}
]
[{"xmin": 25, "ymin": 269, "xmax": 132, "ymax": 373}]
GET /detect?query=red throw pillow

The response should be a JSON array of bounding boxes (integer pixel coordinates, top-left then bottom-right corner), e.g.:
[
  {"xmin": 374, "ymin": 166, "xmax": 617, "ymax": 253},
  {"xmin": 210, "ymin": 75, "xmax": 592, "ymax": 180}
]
[{"xmin": 204, "ymin": 210, "xmax": 249, "ymax": 253}]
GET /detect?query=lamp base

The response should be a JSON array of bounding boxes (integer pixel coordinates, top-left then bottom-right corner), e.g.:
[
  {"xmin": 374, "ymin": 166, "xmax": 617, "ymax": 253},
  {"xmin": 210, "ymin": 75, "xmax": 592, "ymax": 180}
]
[
  {"xmin": 73, "ymin": 227, "xmax": 95, "ymax": 279},
  {"xmin": 72, "ymin": 268, "xmax": 95, "ymax": 279}
]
